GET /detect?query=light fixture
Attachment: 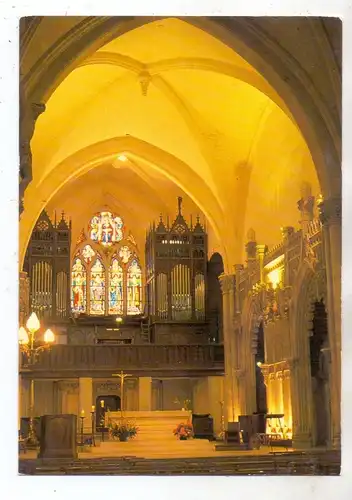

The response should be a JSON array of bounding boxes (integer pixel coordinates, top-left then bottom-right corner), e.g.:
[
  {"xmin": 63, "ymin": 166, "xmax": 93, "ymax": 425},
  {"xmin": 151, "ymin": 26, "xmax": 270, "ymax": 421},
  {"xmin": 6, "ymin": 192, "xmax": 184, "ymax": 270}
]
[
  {"xmin": 267, "ymin": 268, "xmax": 282, "ymax": 289},
  {"xmin": 44, "ymin": 328, "xmax": 55, "ymax": 344},
  {"xmin": 19, "ymin": 326, "xmax": 29, "ymax": 345},
  {"xmin": 116, "ymin": 317, "xmax": 123, "ymax": 324},
  {"xmin": 117, "ymin": 154, "xmax": 128, "ymax": 162},
  {"xmin": 257, "ymin": 361, "xmax": 262, "ymax": 368},
  {"xmin": 26, "ymin": 312, "xmax": 40, "ymax": 333}
]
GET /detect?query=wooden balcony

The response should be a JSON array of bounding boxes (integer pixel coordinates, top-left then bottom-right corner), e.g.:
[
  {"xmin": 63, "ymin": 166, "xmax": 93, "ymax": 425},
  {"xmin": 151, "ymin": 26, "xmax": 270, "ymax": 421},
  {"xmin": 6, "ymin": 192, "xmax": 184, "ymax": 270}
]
[{"xmin": 20, "ymin": 344, "xmax": 224, "ymax": 378}]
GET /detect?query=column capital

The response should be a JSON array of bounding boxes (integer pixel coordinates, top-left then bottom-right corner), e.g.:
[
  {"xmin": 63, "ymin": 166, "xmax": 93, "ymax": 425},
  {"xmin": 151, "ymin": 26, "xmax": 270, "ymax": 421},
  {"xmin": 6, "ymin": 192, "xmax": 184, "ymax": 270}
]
[
  {"xmin": 318, "ymin": 197, "xmax": 341, "ymax": 226},
  {"xmin": 219, "ymin": 273, "xmax": 235, "ymax": 294},
  {"xmin": 256, "ymin": 244, "xmax": 267, "ymax": 256}
]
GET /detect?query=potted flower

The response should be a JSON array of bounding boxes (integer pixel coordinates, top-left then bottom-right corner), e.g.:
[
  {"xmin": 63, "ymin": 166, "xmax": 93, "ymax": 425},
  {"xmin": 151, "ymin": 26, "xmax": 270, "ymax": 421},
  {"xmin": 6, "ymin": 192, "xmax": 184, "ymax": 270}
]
[
  {"xmin": 173, "ymin": 420, "xmax": 194, "ymax": 440},
  {"xmin": 108, "ymin": 420, "xmax": 138, "ymax": 442}
]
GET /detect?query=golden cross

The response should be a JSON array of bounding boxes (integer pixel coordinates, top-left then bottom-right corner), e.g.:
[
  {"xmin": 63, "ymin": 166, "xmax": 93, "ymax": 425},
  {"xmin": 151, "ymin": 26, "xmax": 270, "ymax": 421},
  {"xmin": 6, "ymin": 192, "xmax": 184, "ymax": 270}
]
[{"xmin": 112, "ymin": 370, "xmax": 132, "ymax": 416}]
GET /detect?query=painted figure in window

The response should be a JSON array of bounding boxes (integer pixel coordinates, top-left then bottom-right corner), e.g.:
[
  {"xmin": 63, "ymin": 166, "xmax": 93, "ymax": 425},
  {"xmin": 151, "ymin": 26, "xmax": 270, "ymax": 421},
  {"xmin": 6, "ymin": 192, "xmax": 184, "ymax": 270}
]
[
  {"xmin": 90, "ymin": 215, "xmax": 100, "ymax": 242},
  {"xmin": 127, "ymin": 259, "xmax": 142, "ymax": 315},
  {"xmin": 109, "ymin": 259, "xmax": 123, "ymax": 314},
  {"xmin": 90, "ymin": 259, "xmax": 105, "ymax": 315},
  {"xmin": 119, "ymin": 245, "xmax": 132, "ymax": 264},
  {"xmin": 71, "ymin": 258, "xmax": 86, "ymax": 313},
  {"xmin": 89, "ymin": 212, "xmax": 123, "ymax": 247},
  {"xmin": 82, "ymin": 244, "xmax": 95, "ymax": 263}
]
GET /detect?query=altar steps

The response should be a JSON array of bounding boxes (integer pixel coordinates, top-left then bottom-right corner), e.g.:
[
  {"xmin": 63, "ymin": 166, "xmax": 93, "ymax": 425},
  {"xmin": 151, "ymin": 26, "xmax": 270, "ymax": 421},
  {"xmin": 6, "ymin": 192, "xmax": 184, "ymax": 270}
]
[{"xmin": 92, "ymin": 438, "xmax": 215, "ymax": 458}]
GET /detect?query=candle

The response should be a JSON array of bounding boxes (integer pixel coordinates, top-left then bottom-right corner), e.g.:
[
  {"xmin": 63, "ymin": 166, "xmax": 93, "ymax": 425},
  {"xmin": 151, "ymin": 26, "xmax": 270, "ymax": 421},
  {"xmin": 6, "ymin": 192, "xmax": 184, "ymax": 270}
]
[
  {"xmin": 80, "ymin": 409, "xmax": 85, "ymax": 417},
  {"xmin": 91, "ymin": 405, "xmax": 95, "ymax": 412},
  {"xmin": 100, "ymin": 400, "xmax": 105, "ymax": 408}
]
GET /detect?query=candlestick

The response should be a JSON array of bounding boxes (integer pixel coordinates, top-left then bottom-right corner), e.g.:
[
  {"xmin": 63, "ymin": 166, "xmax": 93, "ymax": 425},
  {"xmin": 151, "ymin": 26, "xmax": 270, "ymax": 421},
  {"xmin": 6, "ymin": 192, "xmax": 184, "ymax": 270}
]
[
  {"xmin": 90, "ymin": 408, "xmax": 96, "ymax": 447},
  {"xmin": 79, "ymin": 415, "xmax": 85, "ymax": 450}
]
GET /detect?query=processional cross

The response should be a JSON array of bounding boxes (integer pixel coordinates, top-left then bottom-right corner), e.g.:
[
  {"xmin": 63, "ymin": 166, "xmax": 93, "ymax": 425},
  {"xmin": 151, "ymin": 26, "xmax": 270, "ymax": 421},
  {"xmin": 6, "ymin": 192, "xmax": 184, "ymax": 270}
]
[{"xmin": 112, "ymin": 370, "xmax": 132, "ymax": 417}]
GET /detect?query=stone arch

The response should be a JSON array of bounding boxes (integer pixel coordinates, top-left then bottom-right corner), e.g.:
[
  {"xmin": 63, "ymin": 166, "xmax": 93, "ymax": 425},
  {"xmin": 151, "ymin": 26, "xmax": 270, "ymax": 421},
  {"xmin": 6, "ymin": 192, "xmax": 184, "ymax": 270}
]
[
  {"xmin": 22, "ymin": 16, "xmax": 340, "ymax": 200},
  {"xmin": 289, "ymin": 259, "xmax": 328, "ymax": 446},
  {"xmin": 240, "ymin": 288, "xmax": 266, "ymax": 414},
  {"xmin": 19, "ymin": 136, "xmax": 227, "ymax": 271},
  {"xmin": 291, "ymin": 261, "xmax": 327, "ymax": 362}
]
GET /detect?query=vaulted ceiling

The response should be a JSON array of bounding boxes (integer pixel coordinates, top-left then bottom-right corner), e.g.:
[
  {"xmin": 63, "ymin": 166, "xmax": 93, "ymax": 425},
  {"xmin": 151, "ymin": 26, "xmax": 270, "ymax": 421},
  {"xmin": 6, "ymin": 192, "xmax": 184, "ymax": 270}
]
[{"xmin": 24, "ymin": 17, "xmax": 320, "ymax": 269}]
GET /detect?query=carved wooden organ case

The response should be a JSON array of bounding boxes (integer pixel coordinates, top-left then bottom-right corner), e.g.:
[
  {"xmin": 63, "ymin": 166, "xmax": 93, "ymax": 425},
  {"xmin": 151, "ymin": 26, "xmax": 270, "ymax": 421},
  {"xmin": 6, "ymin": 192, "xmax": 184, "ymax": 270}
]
[
  {"xmin": 145, "ymin": 197, "xmax": 207, "ymax": 322},
  {"xmin": 23, "ymin": 210, "xmax": 71, "ymax": 320}
]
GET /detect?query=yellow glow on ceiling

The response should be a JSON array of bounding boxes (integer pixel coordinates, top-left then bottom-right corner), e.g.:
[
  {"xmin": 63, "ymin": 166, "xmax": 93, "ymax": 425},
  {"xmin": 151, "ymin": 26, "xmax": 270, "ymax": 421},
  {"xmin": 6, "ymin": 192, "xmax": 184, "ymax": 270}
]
[{"xmin": 22, "ymin": 17, "xmax": 321, "ymax": 272}]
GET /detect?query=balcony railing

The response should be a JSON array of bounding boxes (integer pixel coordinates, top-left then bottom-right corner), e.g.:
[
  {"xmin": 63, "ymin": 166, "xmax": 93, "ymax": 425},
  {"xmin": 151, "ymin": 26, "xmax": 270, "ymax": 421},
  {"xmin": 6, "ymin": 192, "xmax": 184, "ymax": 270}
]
[{"xmin": 20, "ymin": 344, "xmax": 224, "ymax": 375}]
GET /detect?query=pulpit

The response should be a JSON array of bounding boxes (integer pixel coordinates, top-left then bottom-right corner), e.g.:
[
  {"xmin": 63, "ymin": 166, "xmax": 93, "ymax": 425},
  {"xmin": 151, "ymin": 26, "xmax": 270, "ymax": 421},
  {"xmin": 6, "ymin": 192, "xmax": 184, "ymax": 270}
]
[{"xmin": 39, "ymin": 414, "xmax": 77, "ymax": 459}]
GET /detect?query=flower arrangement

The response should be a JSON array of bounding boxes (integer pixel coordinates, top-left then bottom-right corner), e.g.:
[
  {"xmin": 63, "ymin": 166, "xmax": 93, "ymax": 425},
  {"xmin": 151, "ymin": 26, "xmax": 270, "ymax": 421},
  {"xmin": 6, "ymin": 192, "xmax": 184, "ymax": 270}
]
[
  {"xmin": 108, "ymin": 420, "xmax": 138, "ymax": 442},
  {"xmin": 173, "ymin": 421, "xmax": 194, "ymax": 440}
]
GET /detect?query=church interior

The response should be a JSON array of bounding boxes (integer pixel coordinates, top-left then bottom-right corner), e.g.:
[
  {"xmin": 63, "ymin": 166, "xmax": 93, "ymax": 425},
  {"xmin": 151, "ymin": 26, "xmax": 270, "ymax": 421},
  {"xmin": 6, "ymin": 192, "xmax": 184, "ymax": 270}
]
[{"xmin": 18, "ymin": 16, "xmax": 342, "ymax": 475}]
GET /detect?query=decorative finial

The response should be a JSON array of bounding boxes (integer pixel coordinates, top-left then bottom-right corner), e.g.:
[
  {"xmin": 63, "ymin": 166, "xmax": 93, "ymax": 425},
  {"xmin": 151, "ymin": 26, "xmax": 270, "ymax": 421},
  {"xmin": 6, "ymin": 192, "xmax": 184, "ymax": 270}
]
[
  {"xmin": 247, "ymin": 228, "xmax": 256, "ymax": 242},
  {"xmin": 196, "ymin": 215, "xmax": 200, "ymax": 224},
  {"xmin": 61, "ymin": 210, "xmax": 65, "ymax": 220},
  {"xmin": 178, "ymin": 196, "xmax": 183, "ymax": 215},
  {"xmin": 159, "ymin": 213, "xmax": 163, "ymax": 223}
]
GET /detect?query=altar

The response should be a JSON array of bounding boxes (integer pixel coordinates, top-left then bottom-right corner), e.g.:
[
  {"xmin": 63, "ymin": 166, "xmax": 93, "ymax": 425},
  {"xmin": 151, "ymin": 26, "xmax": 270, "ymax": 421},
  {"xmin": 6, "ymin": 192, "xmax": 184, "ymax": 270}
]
[
  {"xmin": 94, "ymin": 410, "xmax": 215, "ymax": 458},
  {"xmin": 106, "ymin": 410, "xmax": 192, "ymax": 442}
]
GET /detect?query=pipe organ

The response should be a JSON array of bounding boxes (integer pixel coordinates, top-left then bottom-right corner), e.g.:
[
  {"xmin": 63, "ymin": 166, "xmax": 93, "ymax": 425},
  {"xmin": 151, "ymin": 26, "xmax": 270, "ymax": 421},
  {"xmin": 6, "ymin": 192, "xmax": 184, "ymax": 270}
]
[
  {"xmin": 23, "ymin": 210, "xmax": 71, "ymax": 320},
  {"xmin": 145, "ymin": 197, "xmax": 207, "ymax": 322}
]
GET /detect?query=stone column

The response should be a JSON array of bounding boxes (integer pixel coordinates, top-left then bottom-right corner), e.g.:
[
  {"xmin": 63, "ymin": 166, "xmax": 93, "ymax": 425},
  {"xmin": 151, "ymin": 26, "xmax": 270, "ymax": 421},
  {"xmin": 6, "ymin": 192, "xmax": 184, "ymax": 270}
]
[
  {"xmin": 319, "ymin": 196, "xmax": 341, "ymax": 448},
  {"xmin": 219, "ymin": 274, "xmax": 240, "ymax": 425},
  {"xmin": 53, "ymin": 381, "xmax": 59, "ymax": 414},
  {"xmin": 276, "ymin": 371, "xmax": 284, "ymax": 415},
  {"xmin": 208, "ymin": 376, "xmax": 224, "ymax": 435},
  {"xmin": 289, "ymin": 356, "xmax": 313, "ymax": 448},
  {"xmin": 283, "ymin": 369, "xmax": 292, "ymax": 431},
  {"xmin": 19, "ymin": 99, "xmax": 45, "ymax": 214},
  {"xmin": 19, "ymin": 377, "xmax": 30, "ymax": 420},
  {"xmin": 19, "ymin": 271, "xmax": 30, "ymax": 326},
  {"xmin": 139, "ymin": 377, "xmax": 152, "ymax": 411},
  {"xmin": 256, "ymin": 244, "xmax": 267, "ymax": 284},
  {"xmin": 79, "ymin": 378, "xmax": 93, "ymax": 431}
]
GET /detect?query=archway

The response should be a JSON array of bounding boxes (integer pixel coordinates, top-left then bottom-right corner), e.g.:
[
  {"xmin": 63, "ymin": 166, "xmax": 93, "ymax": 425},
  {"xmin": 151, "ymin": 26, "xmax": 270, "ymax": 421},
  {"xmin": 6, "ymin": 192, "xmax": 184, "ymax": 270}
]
[{"xmin": 96, "ymin": 395, "xmax": 121, "ymax": 431}]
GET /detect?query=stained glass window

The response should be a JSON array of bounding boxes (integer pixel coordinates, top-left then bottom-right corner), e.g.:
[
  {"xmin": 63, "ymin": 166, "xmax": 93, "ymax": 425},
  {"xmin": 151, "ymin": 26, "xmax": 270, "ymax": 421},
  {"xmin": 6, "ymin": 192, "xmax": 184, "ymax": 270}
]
[
  {"xmin": 119, "ymin": 245, "xmax": 132, "ymax": 264},
  {"xmin": 90, "ymin": 259, "xmax": 105, "ymax": 315},
  {"xmin": 109, "ymin": 258, "xmax": 124, "ymax": 314},
  {"xmin": 82, "ymin": 244, "xmax": 95, "ymax": 263},
  {"xmin": 127, "ymin": 259, "xmax": 142, "ymax": 315},
  {"xmin": 71, "ymin": 258, "xmax": 86, "ymax": 313},
  {"xmin": 89, "ymin": 212, "xmax": 123, "ymax": 247}
]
